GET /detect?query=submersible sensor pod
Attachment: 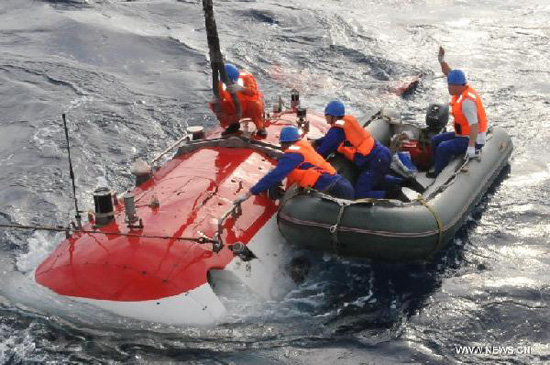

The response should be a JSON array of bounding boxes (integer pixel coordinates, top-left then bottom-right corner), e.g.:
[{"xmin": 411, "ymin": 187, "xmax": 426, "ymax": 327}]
[
  {"xmin": 123, "ymin": 192, "xmax": 144, "ymax": 229},
  {"xmin": 93, "ymin": 187, "xmax": 115, "ymax": 226},
  {"xmin": 123, "ymin": 192, "xmax": 138, "ymax": 223}
]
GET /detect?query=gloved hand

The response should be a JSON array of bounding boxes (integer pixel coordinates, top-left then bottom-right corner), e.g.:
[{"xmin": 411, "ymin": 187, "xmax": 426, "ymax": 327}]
[
  {"xmin": 466, "ymin": 146, "xmax": 476, "ymax": 158},
  {"xmin": 227, "ymin": 84, "xmax": 245, "ymax": 93},
  {"xmin": 267, "ymin": 183, "xmax": 285, "ymax": 201},
  {"xmin": 438, "ymin": 46, "xmax": 445, "ymax": 63},
  {"xmin": 234, "ymin": 192, "xmax": 251, "ymax": 206}
]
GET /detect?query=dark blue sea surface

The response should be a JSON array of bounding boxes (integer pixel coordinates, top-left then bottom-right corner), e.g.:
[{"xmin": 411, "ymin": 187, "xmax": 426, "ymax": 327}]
[{"xmin": 1, "ymin": 0, "xmax": 549, "ymax": 363}]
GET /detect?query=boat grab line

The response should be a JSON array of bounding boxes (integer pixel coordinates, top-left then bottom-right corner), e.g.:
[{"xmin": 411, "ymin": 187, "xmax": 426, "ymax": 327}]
[
  {"xmin": 278, "ymin": 211, "xmax": 440, "ymax": 239},
  {"xmin": 415, "ymin": 196, "xmax": 444, "ymax": 252},
  {"xmin": 330, "ymin": 204, "xmax": 347, "ymax": 255}
]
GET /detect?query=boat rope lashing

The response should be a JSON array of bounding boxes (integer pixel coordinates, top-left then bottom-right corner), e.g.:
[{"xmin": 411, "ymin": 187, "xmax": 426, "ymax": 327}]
[
  {"xmin": 362, "ymin": 110, "xmax": 382, "ymax": 128},
  {"xmin": 352, "ymin": 197, "xmax": 379, "ymax": 204},
  {"xmin": 426, "ymin": 154, "xmax": 474, "ymax": 200},
  {"xmin": 415, "ymin": 196, "xmax": 444, "ymax": 252},
  {"xmin": 329, "ymin": 201, "xmax": 350, "ymax": 254}
]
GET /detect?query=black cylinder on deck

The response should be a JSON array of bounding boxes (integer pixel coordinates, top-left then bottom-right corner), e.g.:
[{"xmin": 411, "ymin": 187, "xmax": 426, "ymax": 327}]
[
  {"xmin": 188, "ymin": 126, "xmax": 206, "ymax": 141},
  {"xmin": 290, "ymin": 89, "xmax": 300, "ymax": 109},
  {"xmin": 93, "ymin": 187, "xmax": 114, "ymax": 225}
]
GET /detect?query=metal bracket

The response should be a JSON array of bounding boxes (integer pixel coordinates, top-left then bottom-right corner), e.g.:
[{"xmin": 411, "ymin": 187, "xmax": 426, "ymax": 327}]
[
  {"xmin": 127, "ymin": 218, "xmax": 144, "ymax": 230},
  {"xmin": 197, "ymin": 231, "xmax": 223, "ymax": 253}
]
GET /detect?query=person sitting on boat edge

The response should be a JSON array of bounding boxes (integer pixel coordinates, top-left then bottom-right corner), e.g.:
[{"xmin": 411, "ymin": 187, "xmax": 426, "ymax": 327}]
[
  {"xmin": 209, "ymin": 63, "xmax": 267, "ymax": 137},
  {"xmin": 314, "ymin": 99, "xmax": 409, "ymax": 201},
  {"xmin": 233, "ymin": 126, "xmax": 354, "ymax": 206},
  {"xmin": 427, "ymin": 47, "xmax": 488, "ymax": 178}
]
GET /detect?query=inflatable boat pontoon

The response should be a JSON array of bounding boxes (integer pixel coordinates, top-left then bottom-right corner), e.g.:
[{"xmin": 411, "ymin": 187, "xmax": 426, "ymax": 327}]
[{"xmin": 278, "ymin": 107, "xmax": 513, "ymax": 262}]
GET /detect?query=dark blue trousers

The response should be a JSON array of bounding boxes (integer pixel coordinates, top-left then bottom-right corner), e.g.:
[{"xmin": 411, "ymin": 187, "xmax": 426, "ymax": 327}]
[
  {"xmin": 354, "ymin": 144, "xmax": 392, "ymax": 199},
  {"xmin": 323, "ymin": 177, "xmax": 355, "ymax": 200},
  {"xmin": 431, "ymin": 132, "xmax": 469, "ymax": 174}
]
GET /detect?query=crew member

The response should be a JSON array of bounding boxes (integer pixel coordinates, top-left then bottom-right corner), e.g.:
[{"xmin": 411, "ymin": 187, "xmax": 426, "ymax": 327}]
[
  {"xmin": 210, "ymin": 64, "xmax": 267, "ymax": 137},
  {"xmin": 315, "ymin": 100, "xmax": 407, "ymax": 200},
  {"xmin": 428, "ymin": 47, "xmax": 488, "ymax": 178},
  {"xmin": 233, "ymin": 126, "xmax": 354, "ymax": 205}
]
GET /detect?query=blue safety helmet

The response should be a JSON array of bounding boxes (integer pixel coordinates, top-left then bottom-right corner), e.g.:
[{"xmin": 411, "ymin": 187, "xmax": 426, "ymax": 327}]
[
  {"xmin": 279, "ymin": 126, "xmax": 301, "ymax": 143},
  {"xmin": 224, "ymin": 64, "xmax": 240, "ymax": 83},
  {"xmin": 447, "ymin": 69, "xmax": 467, "ymax": 85},
  {"xmin": 324, "ymin": 99, "xmax": 345, "ymax": 117}
]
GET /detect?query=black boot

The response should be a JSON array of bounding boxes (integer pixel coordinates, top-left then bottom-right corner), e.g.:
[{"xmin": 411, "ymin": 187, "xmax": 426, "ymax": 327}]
[
  {"xmin": 222, "ymin": 123, "xmax": 241, "ymax": 136},
  {"xmin": 257, "ymin": 129, "xmax": 267, "ymax": 137},
  {"xmin": 403, "ymin": 177, "xmax": 426, "ymax": 193},
  {"xmin": 426, "ymin": 170, "xmax": 438, "ymax": 179},
  {"xmin": 386, "ymin": 186, "xmax": 411, "ymax": 202}
]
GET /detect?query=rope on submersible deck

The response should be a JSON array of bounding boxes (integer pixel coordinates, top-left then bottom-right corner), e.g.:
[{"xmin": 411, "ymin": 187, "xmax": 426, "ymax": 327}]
[{"xmin": 0, "ymin": 222, "xmax": 219, "ymax": 245}]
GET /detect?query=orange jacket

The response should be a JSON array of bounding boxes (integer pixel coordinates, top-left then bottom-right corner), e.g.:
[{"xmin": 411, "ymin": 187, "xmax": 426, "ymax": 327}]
[
  {"xmin": 219, "ymin": 71, "xmax": 262, "ymax": 104},
  {"xmin": 286, "ymin": 140, "xmax": 337, "ymax": 188},
  {"xmin": 332, "ymin": 115, "xmax": 375, "ymax": 161},
  {"xmin": 451, "ymin": 86, "xmax": 488, "ymax": 136}
]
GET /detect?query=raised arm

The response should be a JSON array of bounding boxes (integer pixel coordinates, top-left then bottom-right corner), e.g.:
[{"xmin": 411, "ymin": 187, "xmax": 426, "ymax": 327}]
[{"xmin": 438, "ymin": 46, "xmax": 452, "ymax": 76}]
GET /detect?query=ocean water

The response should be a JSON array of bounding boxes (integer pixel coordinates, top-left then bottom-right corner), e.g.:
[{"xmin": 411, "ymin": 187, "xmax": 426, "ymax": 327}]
[{"xmin": 0, "ymin": 0, "xmax": 549, "ymax": 363}]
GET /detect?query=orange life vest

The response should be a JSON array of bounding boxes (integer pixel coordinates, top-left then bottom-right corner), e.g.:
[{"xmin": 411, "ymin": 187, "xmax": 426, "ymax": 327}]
[
  {"xmin": 450, "ymin": 86, "xmax": 488, "ymax": 136},
  {"xmin": 333, "ymin": 115, "xmax": 375, "ymax": 161},
  {"xmin": 219, "ymin": 71, "xmax": 262, "ymax": 104},
  {"xmin": 286, "ymin": 140, "xmax": 337, "ymax": 188}
]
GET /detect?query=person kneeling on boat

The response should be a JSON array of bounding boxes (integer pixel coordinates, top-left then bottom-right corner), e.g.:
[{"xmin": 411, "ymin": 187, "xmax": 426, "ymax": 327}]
[
  {"xmin": 314, "ymin": 100, "xmax": 409, "ymax": 201},
  {"xmin": 233, "ymin": 126, "xmax": 355, "ymax": 206},
  {"xmin": 209, "ymin": 63, "xmax": 267, "ymax": 137},
  {"xmin": 427, "ymin": 47, "xmax": 488, "ymax": 178}
]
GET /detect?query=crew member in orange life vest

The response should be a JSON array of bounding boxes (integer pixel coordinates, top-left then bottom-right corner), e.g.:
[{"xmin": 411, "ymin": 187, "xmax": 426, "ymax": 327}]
[
  {"xmin": 209, "ymin": 64, "xmax": 267, "ymax": 137},
  {"xmin": 315, "ymin": 100, "xmax": 401, "ymax": 200},
  {"xmin": 427, "ymin": 47, "xmax": 488, "ymax": 178},
  {"xmin": 233, "ymin": 126, "xmax": 354, "ymax": 206}
]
